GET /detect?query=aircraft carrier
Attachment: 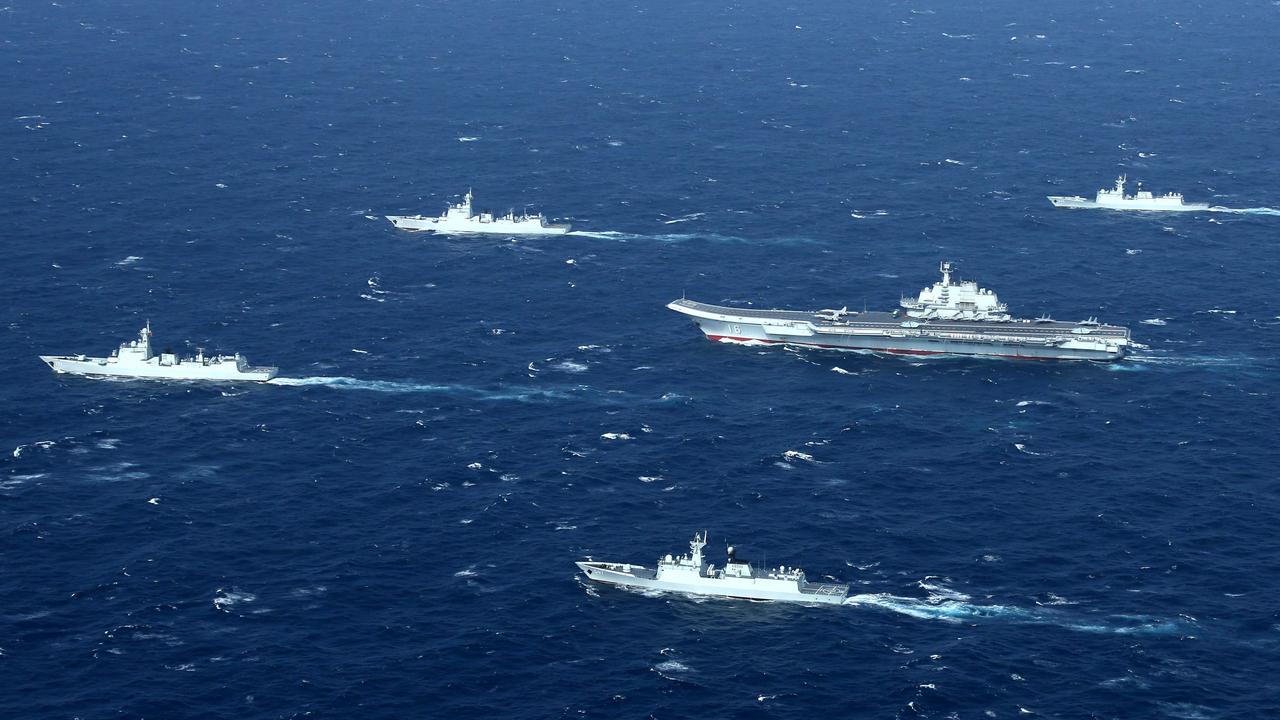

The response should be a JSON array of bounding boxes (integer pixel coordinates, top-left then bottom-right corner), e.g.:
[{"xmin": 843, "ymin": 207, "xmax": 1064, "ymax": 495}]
[{"xmin": 668, "ymin": 262, "xmax": 1138, "ymax": 361}]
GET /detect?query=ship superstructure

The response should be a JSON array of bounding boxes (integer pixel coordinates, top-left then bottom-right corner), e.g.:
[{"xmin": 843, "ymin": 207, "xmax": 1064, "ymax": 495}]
[
  {"xmin": 668, "ymin": 262, "xmax": 1138, "ymax": 361},
  {"xmin": 40, "ymin": 323, "xmax": 278, "ymax": 382},
  {"xmin": 576, "ymin": 532, "xmax": 850, "ymax": 605},
  {"xmin": 386, "ymin": 190, "xmax": 571, "ymax": 235},
  {"xmin": 1047, "ymin": 175, "xmax": 1210, "ymax": 212}
]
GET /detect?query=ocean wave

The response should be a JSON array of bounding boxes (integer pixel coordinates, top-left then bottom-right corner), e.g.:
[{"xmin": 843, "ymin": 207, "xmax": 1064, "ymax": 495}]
[
  {"xmin": 212, "ymin": 588, "xmax": 256, "ymax": 613},
  {"xmin": 12, "ymin": 440, "xmax": 57, "ymax": 458}
]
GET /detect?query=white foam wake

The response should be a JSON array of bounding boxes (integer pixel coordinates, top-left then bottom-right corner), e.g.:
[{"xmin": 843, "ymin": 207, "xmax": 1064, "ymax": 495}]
[
  {"xmin": 1208, "ymin": 206, "xmax": 1280, "ymax": 216},
  {"xmin": 567, "ymin": 230, "xmax": 635, "ymax": 239},
  {"xmin": 267, "ymin": 376, "xmax": 568, "ymax": 402},
  {"xmin": 566, "ymin": 229, "xmax": 818, "ymax": 245},
  {"xmin": 844, "ymin": 593, "xmax": 1190, "ymax": 635},
  {"xmin": 1127, "ymin": 353, "xmax": 1251, "ymax": 368}
]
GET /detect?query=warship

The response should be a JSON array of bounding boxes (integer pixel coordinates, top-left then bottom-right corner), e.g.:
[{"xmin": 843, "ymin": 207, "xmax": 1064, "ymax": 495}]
[
  {"xmin": 40, "ymin": 323, "xmax": 278, "ymax": 382},
  {"xmin": 386, "ymin": 190, "xmax": 571, "ymax": 235},
  {"xmin": 668, "ymin": 262, "xmax": 1139, "ymax": 361},
  {"xmin": 1047, "ymin": 175, "xmax": 1209, "ymax": 212},
  {"xmin": 576, "ymin": 532, "xmax": 850, "ymax": 605}
]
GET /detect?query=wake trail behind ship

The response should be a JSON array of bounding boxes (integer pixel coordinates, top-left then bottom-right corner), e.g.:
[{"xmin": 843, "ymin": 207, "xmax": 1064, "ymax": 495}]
[
  {"xmin": 843, "ymin": 593, "xmax": 1191, "ymax": 636},
  {"xmin": 267, "ymin": 376, "xmax": 569, "ymax": 402},
  {"xmin": 1207, "ymin": 206, "xmax": 1280, "ymax": 216}
]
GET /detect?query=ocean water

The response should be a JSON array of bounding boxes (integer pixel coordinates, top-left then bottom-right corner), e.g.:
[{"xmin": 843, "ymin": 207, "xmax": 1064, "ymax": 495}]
[{"xmin": 3, "ymin": 1, "xmax": 1280, "ymax": 717}]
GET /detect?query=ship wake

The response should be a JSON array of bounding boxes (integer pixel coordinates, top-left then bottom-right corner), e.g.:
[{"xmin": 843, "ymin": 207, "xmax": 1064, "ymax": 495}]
[
  {"xmin": 1207, "ymin": 206, "xmax": 1280, "ymax": 216},
  {"xmin": 843, "ymin": 593, "xmax": 1192, "ymax": 635},
  {"xmin": 267, "ymin": 376, "xmax": 569, "ymax": 402},
  {"xmin": 567, "ymin": 229, "xmax": 819, "ymax": 245}
]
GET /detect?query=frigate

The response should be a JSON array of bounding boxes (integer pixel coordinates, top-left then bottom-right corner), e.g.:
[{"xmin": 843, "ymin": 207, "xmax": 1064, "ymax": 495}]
[
  {"xmin": 386, "ymin": 190, "xmax": 570, "ymax": 235},
  {"xmin": 40, "ymin": 323, "xmax": 278, "ymax": 382},
  {"xmin": 576, "ymin": 532, "xmax": 850, "ymax": 605},
  {"xmin": 668, "ymin": 262, "xmax": 1139, "ymax": 361},
  {"xmin": 1047, "ymin": 175, "xmax": 1209, "ymax": 211}
]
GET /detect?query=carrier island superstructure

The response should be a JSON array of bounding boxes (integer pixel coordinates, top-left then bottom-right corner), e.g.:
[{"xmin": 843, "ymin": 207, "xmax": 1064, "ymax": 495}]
[
  {"xmin": 577, "ymin": 532, "xmax": 850, "ymax": 605},
  {"xmin": 668, "ymin": 262, "xmax": 1138, "ymax": 361}
]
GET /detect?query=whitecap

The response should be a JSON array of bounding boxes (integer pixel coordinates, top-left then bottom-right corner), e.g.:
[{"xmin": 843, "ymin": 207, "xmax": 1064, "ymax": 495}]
[
  {"xmin": 12, "ymin": 440, "xmax": 56, "ymax": 458},
  {"xmin": 782, "ymin": 450, "xmax": 816, "ymax": 462},
  {"xmin": 917, "ymin": 577, "xmax": 971, "ymax": 602},
  {"xmin": 212, "ymin": 588, "xmax": 256, "ymax": 612},
  {"xmin": 115, "ymin": 255, "xmax": 143, "ymax": 266},
  {"xmin": 601, "ymin": 432, "xmax": 633, "ymax": 441},
  {"xmin": 457, "ymin": 136, "xmax": 479, "ymax": 142},
  {"xmin": 1140, "ymin": 318, "xmax": 1168, "ymax": 326},
  {"xmin": 655, "ymin": 659, "xmax": 688, "ymax": 673},
  {"xmin": 661, "ymin": 212, "xmax": 706, "ymax": 225}
]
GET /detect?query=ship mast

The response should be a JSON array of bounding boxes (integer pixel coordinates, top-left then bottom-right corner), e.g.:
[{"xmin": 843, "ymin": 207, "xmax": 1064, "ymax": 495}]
[{"xmin": 140, "ymin": 320, "xmax": 153, "ymax": 359}]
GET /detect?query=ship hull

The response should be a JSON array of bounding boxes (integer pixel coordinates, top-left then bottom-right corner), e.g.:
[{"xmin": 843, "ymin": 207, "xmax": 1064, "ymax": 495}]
[
  {"xmin": 1047, "ymin": 196, "xmax": 1210, "ymax": 212},
  {"xmin": 40, "ymin": 356, "xmax": 278, "ymax": 382},
  {"xmin": 668, "ymin": 301, "xmax": 1129, "ymax": 361},
  {"xmin": 576, "ymin": 562, "xmax": 848, "ymax": 604},
  {"xmin": 386, "ymin": 215, "xmax": 571, "ymax": 235}
]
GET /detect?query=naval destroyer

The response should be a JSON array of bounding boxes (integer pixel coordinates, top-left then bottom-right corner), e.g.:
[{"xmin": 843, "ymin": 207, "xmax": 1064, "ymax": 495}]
[
  {"xmin": 1047, "ymin": 175, "xmax": 1209, "ymax": 212},
  {"xmin": 577, "ymin": 532, "xmax": 850, "ymax": 604},
  {"xmin": 40, "ymin": 323, "xmax": 278, "ymax": 382},
  {"xmin": 668, "ymin": 262, "xmax": 1138, "ymax": 361},
  {"xmin": 386, "ymin": 190, "xmax": 571, "ymax": 235}
]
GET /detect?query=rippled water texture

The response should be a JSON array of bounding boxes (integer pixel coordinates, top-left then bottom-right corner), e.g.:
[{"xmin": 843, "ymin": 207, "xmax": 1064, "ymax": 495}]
[{"xmin": 3, "ymin": 1, "xmax": 1279, "ymax": 717}]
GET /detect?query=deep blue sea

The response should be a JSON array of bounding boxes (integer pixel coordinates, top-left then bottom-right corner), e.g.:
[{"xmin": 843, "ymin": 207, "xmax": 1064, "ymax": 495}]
[{"xmin": 4, "ymin": 1, "xmax": 1280, "ymax": 717}]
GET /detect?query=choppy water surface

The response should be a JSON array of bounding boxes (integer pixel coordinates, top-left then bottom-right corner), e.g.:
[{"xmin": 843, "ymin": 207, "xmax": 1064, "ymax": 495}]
[{"xmin": 3, "ymin": 1, "xmax": 1279, "ymax": 717}]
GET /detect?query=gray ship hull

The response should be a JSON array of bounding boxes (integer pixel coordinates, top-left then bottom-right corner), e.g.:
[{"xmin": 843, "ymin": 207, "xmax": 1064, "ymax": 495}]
[
  {"xmin": 577, "ymin": 562, "xmax": 848, "ymax": 605},
  {"xmin": 1047, "ymin": 196, "xmax": 1210, "ymax": 212},
  {"xmin": 41, "ymin": 355, "xmax": 278, "ymax": 382},
  {"xmin": 668, "ymin": 299, "xmax": 1132, "ymax": 361}
]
